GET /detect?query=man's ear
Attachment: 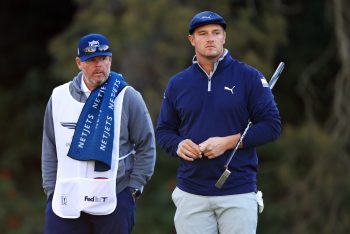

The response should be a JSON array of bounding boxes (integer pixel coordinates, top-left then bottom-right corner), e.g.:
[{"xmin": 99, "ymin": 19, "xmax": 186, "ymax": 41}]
[
  {"xmin": 75, "ymin": 57, "xmax": 82, "ymax": 70},
  {"xmin": 223, "ymin": 31, "xmax": 226, "ymax": 45},
  {"xmin": 188, "ymin": 34, "xmax": 195, "ymax": 47}
]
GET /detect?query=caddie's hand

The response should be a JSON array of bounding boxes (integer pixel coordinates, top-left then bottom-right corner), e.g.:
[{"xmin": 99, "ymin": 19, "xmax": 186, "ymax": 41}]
[
  {"xmin": 199, "ymin": 135, "xmax": 240, "ymax": 159},
  {"xmin": 176, "ymin": 139, "xmax": 202, "ymax": 161}
]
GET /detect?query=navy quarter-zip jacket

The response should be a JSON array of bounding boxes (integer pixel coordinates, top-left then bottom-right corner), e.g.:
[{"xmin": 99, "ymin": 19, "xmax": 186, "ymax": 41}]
[{"xmin": 156, "ymin": 51, "xmax": 281, "ymax": 196}]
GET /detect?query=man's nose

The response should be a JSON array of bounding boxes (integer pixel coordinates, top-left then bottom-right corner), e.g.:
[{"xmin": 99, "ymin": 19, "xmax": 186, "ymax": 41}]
[
  {"xmin": 93, "ymin": 57, "xmax": 104, "ymax": 65},
  {"xmin": 207, "ymin": 33, "xmax": 215, "ymax": 41}
]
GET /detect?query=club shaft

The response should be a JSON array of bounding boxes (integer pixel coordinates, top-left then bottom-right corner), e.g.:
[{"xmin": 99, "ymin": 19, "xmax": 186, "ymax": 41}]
[
  {"xmin": 223, "ymin": 62, "xmax": 284, "ymax": 167},
  {"xmin": 224, "ymin": 121, "xmax": 252, "ymax": 168},
  {"xmin": 269, "ymin": 62, "xmax": 285, "ymax": 89}
]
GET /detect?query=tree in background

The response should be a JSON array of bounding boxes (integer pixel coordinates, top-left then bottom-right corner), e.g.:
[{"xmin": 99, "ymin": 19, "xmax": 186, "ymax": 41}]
[
  {"xmin": 0, "ymin": 0, "xmax": 349, "ymax": 233},
  {"xmin": 0, "ymin": 1, "xmax": 75, "ymax": 233},
  {"xmin": 328, "ymin": 0, "xmax": 350, "ymax": 145}
]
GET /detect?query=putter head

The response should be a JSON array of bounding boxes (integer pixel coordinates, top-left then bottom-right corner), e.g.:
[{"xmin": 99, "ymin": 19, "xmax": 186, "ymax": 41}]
[{"xmin": 215, "ymin": 169, "xmax": 231, "ymax": 189}]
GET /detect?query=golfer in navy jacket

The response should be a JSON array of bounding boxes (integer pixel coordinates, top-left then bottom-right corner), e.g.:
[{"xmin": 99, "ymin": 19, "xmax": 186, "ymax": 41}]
[{"xmin": 156, "ymin": 11, "xmax": 281, "ymax": 234}]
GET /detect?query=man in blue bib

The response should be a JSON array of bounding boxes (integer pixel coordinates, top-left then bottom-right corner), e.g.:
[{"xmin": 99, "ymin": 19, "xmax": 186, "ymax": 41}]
[{"xmin": 42, "ymin": 33, "xmax": 156, "ymax": 234}]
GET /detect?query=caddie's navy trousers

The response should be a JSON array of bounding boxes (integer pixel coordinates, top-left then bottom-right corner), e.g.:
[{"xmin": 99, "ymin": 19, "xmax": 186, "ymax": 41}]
[{"xmin": 44, "ymin": 187, "xmax": 136, "ymax": 234}]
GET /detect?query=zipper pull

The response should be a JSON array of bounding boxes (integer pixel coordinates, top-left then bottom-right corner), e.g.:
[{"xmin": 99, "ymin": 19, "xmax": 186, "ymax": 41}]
[
  {"xmin": 208, "ymin": 78, "xmax": 212, "ymax": 92},
  {"xmin": 208, "ymin": 71, "xmax": 213, "ymax": 92}
]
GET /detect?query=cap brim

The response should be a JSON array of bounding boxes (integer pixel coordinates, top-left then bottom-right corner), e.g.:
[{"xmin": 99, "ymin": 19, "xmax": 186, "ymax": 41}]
[
  {"xmin": 79, "ymin": 52, "xmax": 112, "ymax": 62},
  {"xmin": 189, "ymin": 22, "xmax": 226, "ymax": 34}
]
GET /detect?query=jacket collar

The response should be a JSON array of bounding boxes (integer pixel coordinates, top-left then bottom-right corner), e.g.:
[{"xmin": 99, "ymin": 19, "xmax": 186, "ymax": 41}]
[
  {"xmin": 192, "ymin": 48, "xmax": 228, "ymax": 65},
  {"xmin": 192, "ymin": 49, "xmax": 231, "ymax": 77}
]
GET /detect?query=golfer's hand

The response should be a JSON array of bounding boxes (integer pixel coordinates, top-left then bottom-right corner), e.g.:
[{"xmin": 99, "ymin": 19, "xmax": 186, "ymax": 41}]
[
  {"xmin": 176, "ymin": 139, "xmax": 202, "ymax": 161},
  {"xmin": 199, "ymin": 135, "xmax": 240, "ymax": 159}
]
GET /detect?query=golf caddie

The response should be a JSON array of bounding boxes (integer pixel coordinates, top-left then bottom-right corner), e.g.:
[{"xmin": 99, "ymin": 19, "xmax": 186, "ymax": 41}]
[{"xmin": 41, "ymin": 33, "xmax": 156, "ymax": 234}]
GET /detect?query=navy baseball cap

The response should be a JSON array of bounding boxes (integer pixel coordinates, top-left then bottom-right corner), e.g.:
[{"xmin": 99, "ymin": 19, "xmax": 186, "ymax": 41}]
[
  {"xmin": 77, "ymin": 33, "xmax": 112, "ymax": 62},
  {"xmin": 189, "ymin": 11, "xmax": 226, "ymax": 34}
]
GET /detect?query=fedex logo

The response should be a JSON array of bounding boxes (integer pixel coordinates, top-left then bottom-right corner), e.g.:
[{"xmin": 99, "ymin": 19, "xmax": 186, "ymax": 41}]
[{"xmin": 84, "ymin": 196, "xmax": 108, "ymax": 202}]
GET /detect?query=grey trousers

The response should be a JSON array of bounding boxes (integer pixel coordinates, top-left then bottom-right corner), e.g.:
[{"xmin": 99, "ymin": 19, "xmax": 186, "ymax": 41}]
[{"xmin": 171, "ymin": 187, "xmax": 258, "ymax": 234}]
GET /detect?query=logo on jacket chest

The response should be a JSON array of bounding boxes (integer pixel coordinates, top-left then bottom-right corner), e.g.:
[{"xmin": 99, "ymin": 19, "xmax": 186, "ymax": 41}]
[
  {"xmin": 60, "ymin": 122, "xmax": 77, "ymax": 129},
  {"xmin": 224, "ymin": 85, "xmax": 235, "ymax": 94}
]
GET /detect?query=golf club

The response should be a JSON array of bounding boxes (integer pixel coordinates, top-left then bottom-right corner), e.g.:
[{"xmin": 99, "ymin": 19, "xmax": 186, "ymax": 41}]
[{"xmin": 215, "ymin": 62, "xmax": 285, "ymax": 189}]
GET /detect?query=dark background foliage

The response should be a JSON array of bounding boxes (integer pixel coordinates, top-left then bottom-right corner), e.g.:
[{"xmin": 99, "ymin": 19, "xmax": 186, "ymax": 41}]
[{"xmin": 0, "ymin": 0, "xmax": 349, "ymax": 233}]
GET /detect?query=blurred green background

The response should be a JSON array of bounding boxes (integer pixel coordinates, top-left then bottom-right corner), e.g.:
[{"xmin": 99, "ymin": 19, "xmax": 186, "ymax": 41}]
[{"xmin": 1, "ymin": 0, "xmax": 349, "ymax": 233}]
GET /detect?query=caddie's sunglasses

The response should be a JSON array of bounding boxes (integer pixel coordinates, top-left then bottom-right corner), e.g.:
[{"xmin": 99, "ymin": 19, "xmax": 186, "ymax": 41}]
[{"xmin": 82, "ymin": 45, "xmax": 110, "ymax": 54}]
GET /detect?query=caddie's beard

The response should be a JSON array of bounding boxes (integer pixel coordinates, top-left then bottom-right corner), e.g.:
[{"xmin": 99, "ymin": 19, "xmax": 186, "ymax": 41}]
[
  {"xmin": 83, "ymin": 70, "xmax": 110, "ymax": 90},
  {"xmin": 102, "ymin": 70, "xmax": 111, "ymax": 83},
  {"xmin": 94, "ymin": 69, "xmax": 110, "ymax": 85}
]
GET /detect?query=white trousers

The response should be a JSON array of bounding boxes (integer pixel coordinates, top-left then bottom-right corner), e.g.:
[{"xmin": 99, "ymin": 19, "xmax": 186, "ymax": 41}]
[{"xmin": 171, "ymin": 187, "xmax": 258, "ymax": 234}]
